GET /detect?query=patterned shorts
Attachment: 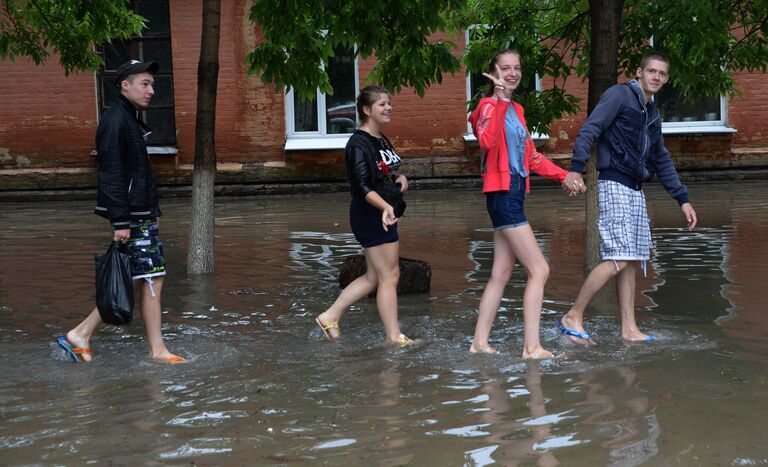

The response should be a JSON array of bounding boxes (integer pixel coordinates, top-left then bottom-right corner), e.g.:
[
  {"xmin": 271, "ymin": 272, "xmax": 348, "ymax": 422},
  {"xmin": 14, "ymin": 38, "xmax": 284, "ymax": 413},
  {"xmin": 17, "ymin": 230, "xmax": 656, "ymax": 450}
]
[
  {"xmin": 597, "ymin": 180, "xmax": 652, "ymax": 261},
  {"xmin": 126, "ymin": 219, "xmax": 166, "ymax": 280}
]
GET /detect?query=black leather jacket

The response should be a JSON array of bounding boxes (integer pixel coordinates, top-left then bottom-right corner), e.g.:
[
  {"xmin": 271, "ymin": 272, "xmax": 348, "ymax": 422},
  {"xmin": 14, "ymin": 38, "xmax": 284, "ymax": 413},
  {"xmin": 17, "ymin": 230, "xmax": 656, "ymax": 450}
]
[
  {"xmin": 94, "ymin": 95, "xmax": 161, "ymax": 228},
  {"xmin": 345, "ymin": 130, "xmax": 390, "ymax": 199}
]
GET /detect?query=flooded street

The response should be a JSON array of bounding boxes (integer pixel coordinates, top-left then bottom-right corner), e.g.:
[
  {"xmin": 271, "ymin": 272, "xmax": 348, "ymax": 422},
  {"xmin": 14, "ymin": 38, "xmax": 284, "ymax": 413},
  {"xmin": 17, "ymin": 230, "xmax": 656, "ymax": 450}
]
[{"xmin": 1, "ymin": 181, "xmax": 767, "ymax": 465}]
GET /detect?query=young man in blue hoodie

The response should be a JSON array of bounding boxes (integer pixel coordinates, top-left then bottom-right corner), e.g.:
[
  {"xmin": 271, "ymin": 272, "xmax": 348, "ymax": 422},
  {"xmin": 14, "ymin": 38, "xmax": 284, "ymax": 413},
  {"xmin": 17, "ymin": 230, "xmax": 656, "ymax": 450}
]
[{"xmin": 559, "ymin": 51, "xmax": 697, "ymax": 344}]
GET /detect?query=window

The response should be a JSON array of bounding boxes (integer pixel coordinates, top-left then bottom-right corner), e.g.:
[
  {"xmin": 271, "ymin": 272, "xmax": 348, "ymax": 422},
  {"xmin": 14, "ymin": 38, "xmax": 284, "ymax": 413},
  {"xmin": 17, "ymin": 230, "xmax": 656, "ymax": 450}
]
[
  {"xmin": 656, "ymin": 84, "xmax": 726, "ymax": 128},
  {"xmin": 285, "ymin": 46, "xmax": 358, "ymax": 149},
  {"xmin": 98, "ymin": 0, "xmax": 176, "ymax": 146}
]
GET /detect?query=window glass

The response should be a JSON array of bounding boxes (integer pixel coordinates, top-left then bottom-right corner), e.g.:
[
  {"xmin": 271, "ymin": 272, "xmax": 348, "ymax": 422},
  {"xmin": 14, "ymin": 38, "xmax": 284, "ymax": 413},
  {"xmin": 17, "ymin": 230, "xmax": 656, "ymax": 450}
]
[
  {"xmin": 288, "ymin": 46, "xmax": 357, "ymax": 137},
  {"xmin": 100, "ymin": 79, "xmax": 121, "ymax": 106},
  {"xmin": 144, "ymin": 108, "xmax": 175, "ymax": 144},
  {"xmin": 656, "ymin": 85, "xmax": 721, "ymax": 123},
  {"xmin": 134, "ymin": 0, "xmax": 171, "ymax": 35},
  {"xmin": 293, "ymin": 94, "xmax": 319, "ymax": 132},
  {"xmin": 103, "ymin": 42, "xmax": 131, "ymax": 68},
  {"xmin": 325, "ymin": 47, "xmax": 357, "ymax": 134},
  {"xmin": 141, "ymin": 40, "xmax": 174, "ymax": 71},
  {"xmin": 149, "ymin": 75, "xmax": 175, "ymax": 107}
]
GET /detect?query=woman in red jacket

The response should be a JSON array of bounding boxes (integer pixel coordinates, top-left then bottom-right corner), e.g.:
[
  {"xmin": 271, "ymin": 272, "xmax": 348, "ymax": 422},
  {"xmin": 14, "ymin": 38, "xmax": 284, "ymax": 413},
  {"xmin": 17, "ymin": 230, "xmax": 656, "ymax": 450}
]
[{"xmin": 468, "ymin": 49, "xmax": 575, "ymax": 358}]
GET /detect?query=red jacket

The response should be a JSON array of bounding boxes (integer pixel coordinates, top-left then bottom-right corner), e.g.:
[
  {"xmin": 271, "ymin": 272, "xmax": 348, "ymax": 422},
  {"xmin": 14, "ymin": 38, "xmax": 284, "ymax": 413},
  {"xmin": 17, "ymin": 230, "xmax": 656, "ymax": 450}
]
[{"xmin": 469, "ymin": 97, "xmax": 567, "ymax": 193}]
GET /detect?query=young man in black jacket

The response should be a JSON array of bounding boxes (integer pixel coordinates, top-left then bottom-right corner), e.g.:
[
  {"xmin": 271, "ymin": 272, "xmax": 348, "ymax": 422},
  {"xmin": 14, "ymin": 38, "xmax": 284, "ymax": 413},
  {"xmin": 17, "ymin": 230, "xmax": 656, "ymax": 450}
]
[
  {"xmin": 559, "ymin": 52, "xmax": 698, "ymax": 345},
  {"xmin": 56, "ymin": 60, "xmax": 184, "ymax": 363}
]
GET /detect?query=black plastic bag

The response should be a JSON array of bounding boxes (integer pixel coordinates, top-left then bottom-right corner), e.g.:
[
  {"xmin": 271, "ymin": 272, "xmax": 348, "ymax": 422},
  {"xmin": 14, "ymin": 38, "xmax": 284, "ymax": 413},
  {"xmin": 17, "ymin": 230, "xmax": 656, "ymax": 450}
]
[{"xmin": 95, "ymin": 241, "xmax": 134, "ymax": 325}]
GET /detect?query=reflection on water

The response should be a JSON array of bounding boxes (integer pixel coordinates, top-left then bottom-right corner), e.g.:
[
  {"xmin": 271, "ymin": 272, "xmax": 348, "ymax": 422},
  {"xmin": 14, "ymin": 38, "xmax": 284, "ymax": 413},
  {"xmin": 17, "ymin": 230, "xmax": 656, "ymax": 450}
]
[{"xmin": 1, "ymin": 181, "xmax": 767, "ymax": 464}]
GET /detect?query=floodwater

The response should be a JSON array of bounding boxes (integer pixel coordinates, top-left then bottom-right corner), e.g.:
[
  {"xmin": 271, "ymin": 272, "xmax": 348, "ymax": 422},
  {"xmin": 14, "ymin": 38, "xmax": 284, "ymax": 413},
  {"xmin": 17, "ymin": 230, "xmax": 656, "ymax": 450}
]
[{"xmin": 1, "ymin": 181, "xmax": 767, "ymax": 465}]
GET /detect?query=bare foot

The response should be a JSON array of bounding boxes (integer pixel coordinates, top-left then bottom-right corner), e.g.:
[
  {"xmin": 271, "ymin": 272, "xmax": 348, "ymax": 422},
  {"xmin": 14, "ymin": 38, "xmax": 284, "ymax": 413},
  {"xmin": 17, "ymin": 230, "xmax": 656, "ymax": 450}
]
[
  {"xmin": 65, "ymin": 330, "xmax": 93, "ymax": 362},
  {"xmin": 559, "ymin": 314, "xmax": 596, "ymax": 346},
  {"xmin": 469, "ymin": 343, "xmax": 498, "ymax": 354},
  {"xmin": 522, "ymin": 347, "xmax": 553, "ymax": 360},
  {"xmin": 315, "ymin": 313, "xmax": 341, "ymax": 340}
]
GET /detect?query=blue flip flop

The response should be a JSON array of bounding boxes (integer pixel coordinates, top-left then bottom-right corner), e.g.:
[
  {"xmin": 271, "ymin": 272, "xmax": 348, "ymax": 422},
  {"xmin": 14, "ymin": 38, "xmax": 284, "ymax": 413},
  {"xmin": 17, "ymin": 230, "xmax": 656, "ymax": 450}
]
[
  {"xmin": 557, "ymin": 318, "xmax": 591, "ymax": 341},
  {"xmin": 625, "ymin": 335, "xmax": 656, "ymax": 343},
  {"xmin": 56, "ymin": 336, "xmax": 92, "ymax": 362}
]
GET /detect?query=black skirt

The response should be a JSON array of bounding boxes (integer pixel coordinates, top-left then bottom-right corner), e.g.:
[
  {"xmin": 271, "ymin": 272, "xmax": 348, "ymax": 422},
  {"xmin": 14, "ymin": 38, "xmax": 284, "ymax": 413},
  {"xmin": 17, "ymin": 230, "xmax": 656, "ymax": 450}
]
[{"xmin": 349, "ymin": 197, "xmax": 399, "ymax": 248}]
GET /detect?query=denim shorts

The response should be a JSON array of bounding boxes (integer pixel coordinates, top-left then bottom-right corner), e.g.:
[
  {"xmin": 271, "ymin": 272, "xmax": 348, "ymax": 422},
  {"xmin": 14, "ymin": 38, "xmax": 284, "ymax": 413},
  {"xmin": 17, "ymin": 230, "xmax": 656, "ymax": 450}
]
[
  {"xmin": 349, "ymin": 197, "xmax": 399, "ymax": 248},
  {"xmin": 126, "ymin": 219, "xmax": 166, "ymax": 280},
  {"xmin": 486, "ymin": 175, "xmax": 528, "ymax": 231}
]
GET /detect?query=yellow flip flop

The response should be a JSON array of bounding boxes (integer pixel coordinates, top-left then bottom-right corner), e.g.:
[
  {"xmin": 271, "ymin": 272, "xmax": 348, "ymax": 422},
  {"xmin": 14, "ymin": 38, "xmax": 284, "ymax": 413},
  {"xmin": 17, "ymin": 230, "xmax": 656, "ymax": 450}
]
[
  {"xmin": 392, "ymin": 334, "xmax": 415, "ymax": 346},
  {"xmin": 315, "ymin": 317, "xmax": 340, "ymax": 340}
]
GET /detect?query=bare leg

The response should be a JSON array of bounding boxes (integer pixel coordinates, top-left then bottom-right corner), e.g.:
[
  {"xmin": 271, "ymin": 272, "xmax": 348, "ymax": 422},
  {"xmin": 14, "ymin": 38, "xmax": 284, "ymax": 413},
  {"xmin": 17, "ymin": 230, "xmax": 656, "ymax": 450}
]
[
  {"xmin": 562, "ymin": 260, "xmax": 628, "ymax": 344},
  {"xmin": 506, "ymin": 225, "xmax": 552, "ymax": 359},
  {"xmin": 470, "ymin": 230, "xmax": 514, "ymax": 354},
  {"xmin": 616, "ymin": 263, "xmax": 650, "ymax": 341},
  {"xmin": 65, "ymin": 306, "xmax": 102, "ymax": 362},
  {"xmin": 316, "ymin": 261, "xmax": 379, "ymax": 339},
  {"xmin": 471, "ymin": 225, "xmax": 552, "ymax": 358},
  {"xmin": 137, "ymin": 277, "xmax": 180, "ymax": 361},
  {"xmin": 365, "ymin": 242, "xmax": 406, "ymax": 343}
]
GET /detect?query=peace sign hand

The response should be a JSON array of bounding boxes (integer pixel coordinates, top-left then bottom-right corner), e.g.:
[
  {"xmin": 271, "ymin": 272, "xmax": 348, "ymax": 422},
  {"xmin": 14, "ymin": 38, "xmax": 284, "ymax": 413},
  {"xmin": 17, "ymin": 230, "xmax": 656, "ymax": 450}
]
[{"xmin": 482, "ymin": 64, "xmax": 511, "ymax": 100}]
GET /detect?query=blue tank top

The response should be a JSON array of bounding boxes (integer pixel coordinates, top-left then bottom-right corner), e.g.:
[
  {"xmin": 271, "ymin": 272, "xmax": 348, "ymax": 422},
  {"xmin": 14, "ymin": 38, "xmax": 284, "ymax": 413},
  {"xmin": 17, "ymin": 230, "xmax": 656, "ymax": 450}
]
[{"xmin": 505, "ymin": 106, "xmax": 528, "ymax": 178}]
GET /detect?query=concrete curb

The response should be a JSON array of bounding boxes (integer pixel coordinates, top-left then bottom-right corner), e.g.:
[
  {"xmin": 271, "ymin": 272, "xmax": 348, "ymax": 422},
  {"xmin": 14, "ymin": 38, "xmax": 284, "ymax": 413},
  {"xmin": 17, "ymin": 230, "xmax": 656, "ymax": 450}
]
[{"xmin": 1, "ymin": 169, "xmax": 767, "ymax": 203}]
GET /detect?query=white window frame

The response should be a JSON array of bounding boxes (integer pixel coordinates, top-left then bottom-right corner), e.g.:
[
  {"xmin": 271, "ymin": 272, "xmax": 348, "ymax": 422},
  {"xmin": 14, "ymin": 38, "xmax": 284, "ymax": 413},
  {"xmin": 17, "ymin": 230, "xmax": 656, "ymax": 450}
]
[
  {"xmin": 658, "ymin": 94, "xmax": 735, "ymax": 135},
  {"xmin": 284, "ymin": 51, "xmax": 360, "ymax": 150},
  {"xmin": 463, "ymin": 29, "xmax": 547, "ymax": 144}
]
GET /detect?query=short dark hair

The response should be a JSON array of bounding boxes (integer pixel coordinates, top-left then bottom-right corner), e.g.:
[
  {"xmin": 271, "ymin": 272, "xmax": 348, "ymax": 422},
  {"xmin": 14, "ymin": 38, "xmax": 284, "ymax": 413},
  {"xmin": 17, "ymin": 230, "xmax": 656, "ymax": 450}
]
[
  {"xmin": 356, "ymin": 85, "xmax": 389, "ymax": 123},
  {"xmin": 484, "ymin": 49, "xmax": 521, "ymax": 97},
  {"xmin": 639, "ymin": 51, "xmax": 669, "ymax": 70}
]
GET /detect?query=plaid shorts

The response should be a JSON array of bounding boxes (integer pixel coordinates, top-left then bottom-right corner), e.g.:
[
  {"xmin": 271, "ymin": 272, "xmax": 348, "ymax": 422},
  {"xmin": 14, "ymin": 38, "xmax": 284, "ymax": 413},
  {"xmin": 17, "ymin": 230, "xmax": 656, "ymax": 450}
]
[
  {"xmin": 126, "ymin": 219, "xmax": 166, "ymax": 280},
  {"xmin": 597, "ymin": 180, "xmax": 652, "ymax": 261}
]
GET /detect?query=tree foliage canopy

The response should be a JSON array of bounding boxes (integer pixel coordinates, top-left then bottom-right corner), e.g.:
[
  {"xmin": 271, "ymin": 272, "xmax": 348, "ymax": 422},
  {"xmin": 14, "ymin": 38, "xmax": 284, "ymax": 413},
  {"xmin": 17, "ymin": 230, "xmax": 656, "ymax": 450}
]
[
  {"xmin": 249, "ymin": 0, "xmax": 768, "ymax": 134},
  {"xmin": 3, "ymin": 0, "xmax": 766, "ymax": 132},
  {"xmin": 247, "ymin": 0, "xmax": 462, "ymax": 99},
  {"xmin": 0, "ymin": 0, "xmax": 145, "ymax": 74}
]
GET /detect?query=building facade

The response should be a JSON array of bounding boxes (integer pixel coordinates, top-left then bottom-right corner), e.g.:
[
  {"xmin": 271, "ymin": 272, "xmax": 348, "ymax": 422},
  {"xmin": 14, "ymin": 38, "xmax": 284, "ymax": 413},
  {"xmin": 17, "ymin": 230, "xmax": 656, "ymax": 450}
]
[{"xmin": 1, "ymin": 1, "xmax": 767, "ymax": 191}]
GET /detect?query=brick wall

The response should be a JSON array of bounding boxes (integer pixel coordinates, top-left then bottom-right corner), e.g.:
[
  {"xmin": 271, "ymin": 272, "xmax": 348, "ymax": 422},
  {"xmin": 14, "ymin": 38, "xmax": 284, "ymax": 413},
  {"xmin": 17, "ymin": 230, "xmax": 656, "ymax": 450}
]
[
  {"xmin": 0, "ymin": 58, "xmax": 97, "ymax": 169},
  {"xmin": 730, "ymin": 69, "xmax": 768, "ymax": 148},
  {"xmin": 168, "ymin": 0, "xmax": 285, "ymax": 167},
  {"xmin": 1, "ymin": 3, "xmax": 767, "ymax": 189}
]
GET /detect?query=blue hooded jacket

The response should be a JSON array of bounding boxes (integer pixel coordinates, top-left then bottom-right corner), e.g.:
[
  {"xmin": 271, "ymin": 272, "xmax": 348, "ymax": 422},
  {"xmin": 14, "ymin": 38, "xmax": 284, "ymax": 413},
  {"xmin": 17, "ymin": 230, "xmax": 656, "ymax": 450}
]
[{"xmin": 570, "ymin": 80, "xmax": 689, "ymax": 204}]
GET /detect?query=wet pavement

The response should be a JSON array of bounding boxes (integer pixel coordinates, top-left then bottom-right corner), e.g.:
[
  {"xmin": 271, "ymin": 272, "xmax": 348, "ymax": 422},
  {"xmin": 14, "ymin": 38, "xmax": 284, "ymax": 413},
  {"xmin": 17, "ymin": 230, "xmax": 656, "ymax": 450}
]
[{"xmin": 1, "ymin": 181, "xmax": 766, "ymax": 465}]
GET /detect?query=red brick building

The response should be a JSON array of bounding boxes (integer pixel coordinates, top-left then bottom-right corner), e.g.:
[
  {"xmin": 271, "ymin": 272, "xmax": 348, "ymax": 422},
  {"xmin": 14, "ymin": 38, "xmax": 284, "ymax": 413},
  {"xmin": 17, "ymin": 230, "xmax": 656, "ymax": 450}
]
[{"xmin": 1, "ymin": 1, "xmax": 766, "ymax": 191}]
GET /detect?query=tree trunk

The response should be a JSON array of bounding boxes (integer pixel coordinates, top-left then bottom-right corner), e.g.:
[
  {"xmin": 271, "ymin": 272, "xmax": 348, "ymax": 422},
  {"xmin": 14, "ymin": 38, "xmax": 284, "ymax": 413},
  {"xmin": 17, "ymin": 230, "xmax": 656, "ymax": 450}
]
[
  {"xmin": 187, "ymin": 0, "xmax": 221, "ymax": 275},
  {"xmin": 585, "ymin": 0, "xmax": 623, "ymax": 306}
]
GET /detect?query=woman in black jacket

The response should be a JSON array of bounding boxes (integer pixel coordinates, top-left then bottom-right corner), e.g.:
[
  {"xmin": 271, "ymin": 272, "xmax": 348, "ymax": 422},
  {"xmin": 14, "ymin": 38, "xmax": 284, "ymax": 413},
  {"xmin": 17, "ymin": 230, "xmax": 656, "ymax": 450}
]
[{"xmin": 315, "ymin": 86, "xmax": 413, "ymax": 345}]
